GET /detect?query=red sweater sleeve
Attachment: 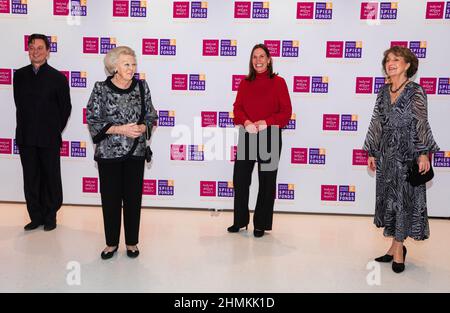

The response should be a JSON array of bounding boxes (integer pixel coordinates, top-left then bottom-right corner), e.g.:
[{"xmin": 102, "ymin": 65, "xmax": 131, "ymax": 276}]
[
  {"xmin": 233, "ymin": 81, "xmax": 250, "ymax": 126},
  {"xmin": 265, "ymin": 77, "xmax": 292, "ymax": 128}
]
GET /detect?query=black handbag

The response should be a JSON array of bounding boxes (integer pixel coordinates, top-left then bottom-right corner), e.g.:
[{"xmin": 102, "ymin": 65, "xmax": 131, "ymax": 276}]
[
  {"xmin": 126, "ymin": 80, "xmax": 153, "ymax": 162},
  {"xmin": 138, "ymin": 80, "xmax": 153, "ymax": 163},
  {"xmin": 406, "ymin": 160, "xmax": 434, "ymax": 187}
]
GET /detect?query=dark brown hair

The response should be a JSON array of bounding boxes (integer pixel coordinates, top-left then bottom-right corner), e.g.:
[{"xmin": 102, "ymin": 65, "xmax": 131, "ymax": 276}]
[
  {"xmin": 246, "ymin": 44, "xmax": 277, "ymax": 81},
  {"xmin": 382, "ymin": 46, "xmax": 418, "ymax": 78},
  {"xmin": 28, "ymin": 34, "xmax": 50, "ymax": 50}
]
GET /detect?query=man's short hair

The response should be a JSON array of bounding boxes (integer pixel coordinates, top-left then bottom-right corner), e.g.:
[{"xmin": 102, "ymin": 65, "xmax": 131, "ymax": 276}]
[{"xmin": 28, "ymin": 34, "xmax": 50, "ymax": 50}]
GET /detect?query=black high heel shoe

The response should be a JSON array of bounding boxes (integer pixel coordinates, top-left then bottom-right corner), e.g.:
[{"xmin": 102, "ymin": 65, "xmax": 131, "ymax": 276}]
[
  {"xmin": 101, "ymin": 246, "xmax": 118, "ymax": 260},
  {"xmin": 375, "ymin": 246, "xmax": 407, "ymax": 263},
  {"xmin": 227, "ymin": 225, "xmax": 248, "ymax": 233},
  {"xmin": 392, "ymin": 246, "xmax": 407, "ymax": 274},
  {"xmin": 253, "ymin": 229, "xmax": 265, "ymax": 238}
]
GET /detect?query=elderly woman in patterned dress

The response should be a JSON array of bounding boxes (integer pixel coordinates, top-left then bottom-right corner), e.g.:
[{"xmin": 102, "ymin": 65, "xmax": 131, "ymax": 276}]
[
  {"xmin": 363, "ymin": 46, "xmax": 439, "ymax": 274},
  {"xmin": 87, "ymin": 46, "xmax": 157, "ymax": 260}
]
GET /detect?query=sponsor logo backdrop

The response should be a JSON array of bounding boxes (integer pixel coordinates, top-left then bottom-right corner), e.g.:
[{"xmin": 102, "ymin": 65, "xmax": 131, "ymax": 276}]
[{"xmin": 0, "ymin": 0, "xmax": 449, "ymax": 216}]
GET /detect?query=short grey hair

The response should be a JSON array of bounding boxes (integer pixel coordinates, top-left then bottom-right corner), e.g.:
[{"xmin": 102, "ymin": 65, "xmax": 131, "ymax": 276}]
[{"xmin": 104, "ymin": 46, "xmax": 136, "ymax": 75}]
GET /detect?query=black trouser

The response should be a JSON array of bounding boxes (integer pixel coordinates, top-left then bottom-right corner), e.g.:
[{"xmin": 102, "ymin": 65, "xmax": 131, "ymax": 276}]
[
  {"xmin": 233, "ymin": 127, "xmax": 282, "ymax": 231},
  {"xmin": 98, "ymin": 159, "xmax": 145, "ymax": 246},
  {"xmin": 19, "ymin": 145, "xmax": 63, "ymax": 225}
]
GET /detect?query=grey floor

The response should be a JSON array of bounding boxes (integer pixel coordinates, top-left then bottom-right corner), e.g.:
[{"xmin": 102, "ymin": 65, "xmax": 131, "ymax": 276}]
[{"xmin": 0, "ymin": 203, "xmax": 449, "ymax": 292}]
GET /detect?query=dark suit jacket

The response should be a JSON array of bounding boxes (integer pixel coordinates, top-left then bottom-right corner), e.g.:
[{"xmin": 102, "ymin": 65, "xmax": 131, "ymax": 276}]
[{"xmin": 13, "ymin": 62, "xmax": 72, "ymax": 147}]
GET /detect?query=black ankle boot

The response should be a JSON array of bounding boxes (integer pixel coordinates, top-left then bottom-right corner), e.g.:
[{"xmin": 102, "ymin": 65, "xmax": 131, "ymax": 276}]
[{"xmin": 227, "ymin": 225, "xmax": 248, "ymax": 233}]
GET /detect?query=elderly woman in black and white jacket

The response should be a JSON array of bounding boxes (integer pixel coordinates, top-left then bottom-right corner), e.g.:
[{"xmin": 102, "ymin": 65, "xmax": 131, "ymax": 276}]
[{"xmin": 87, "ymin": 46, "xmax": 157, "ymax": 260}]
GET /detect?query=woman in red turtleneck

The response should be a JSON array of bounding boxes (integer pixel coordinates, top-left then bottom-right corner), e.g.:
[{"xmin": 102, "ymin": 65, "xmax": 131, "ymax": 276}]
[{"xmin": 228, "ymin": 44, "xmax": 292, "ymax": 238}]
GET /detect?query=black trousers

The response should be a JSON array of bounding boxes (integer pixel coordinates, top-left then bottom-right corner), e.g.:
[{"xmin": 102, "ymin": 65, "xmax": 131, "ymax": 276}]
[
  {"xmin": 233, "ymin": 127, "xmax": 282, "ymax": 231},
  {"xmin": 98, "ymin": 159, "xmax": 145, "ymax": 246},
  {"xmin": 19, "ymin": 145, "xmax": 63, "ymax": 225}
]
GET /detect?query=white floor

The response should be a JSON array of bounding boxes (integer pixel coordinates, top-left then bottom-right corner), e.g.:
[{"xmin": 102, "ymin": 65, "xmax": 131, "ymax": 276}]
[{"xmin": 0, "ymin": 203, "xmax": 449, "ymax": 293}]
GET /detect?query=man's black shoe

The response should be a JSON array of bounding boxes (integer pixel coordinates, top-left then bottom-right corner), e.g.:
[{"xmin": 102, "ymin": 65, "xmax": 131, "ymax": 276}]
[
  {"xmin": 44, "ymin": 223, "xmax": 57, "ymax": 231},
  {"xmin": 24, "ymin": 221, "xmax": 42, "ymax": 231}
]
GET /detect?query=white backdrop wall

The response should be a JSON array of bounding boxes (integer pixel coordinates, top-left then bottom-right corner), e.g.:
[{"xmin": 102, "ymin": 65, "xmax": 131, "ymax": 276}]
[{"xmin": 0, "ymin": 0, "xmax": 449, "ymax": 216}]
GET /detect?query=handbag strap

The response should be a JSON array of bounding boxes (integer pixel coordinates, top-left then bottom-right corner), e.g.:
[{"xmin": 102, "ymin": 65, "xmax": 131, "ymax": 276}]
[
  {"xmin": 125, "ymin": 80, "xmax": 146, "ymax": 158},
  {"xmin": 138, "ymin": 80, "xmax": 146, "ymax": 124}
]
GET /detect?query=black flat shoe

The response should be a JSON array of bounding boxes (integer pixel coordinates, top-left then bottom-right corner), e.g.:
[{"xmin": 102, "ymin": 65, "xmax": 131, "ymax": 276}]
[
  {"xmin": 101, "ymin": 246, "xmax": 119, "ymax": 260},
  {"xmin": 392, "ymin": 246, "xmax": 407, "ymax": 274},
  {"xmin": 127, "ymin": 248, "xmax": 140, "ymax": 258},
  {"xmin": 24, "ymin": 221, "xmax": 43, "ymax": 231},
  {"xmin": 44, "ymin": 223, "xmax": 57, "ymax": 232},
  {"xmin": 375, "ymin": 246, "xmax": 406, "ymax": 263},
  {"xmin": 375, "ymin": 254, "xmax": 393, "ymax": 263},
  {"xmin": 253, "ymin": 229, "xmax": 265, "ymax": 238},
  {"xmin": 227, "ymin": 225, "xmax": 248, "ymax": 233}
]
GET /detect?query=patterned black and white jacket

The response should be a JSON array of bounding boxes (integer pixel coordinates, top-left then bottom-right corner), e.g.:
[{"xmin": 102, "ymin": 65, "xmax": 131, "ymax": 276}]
[{"xmin": 86, "ymin": 77, "xmax": 158, "ymax": 162}]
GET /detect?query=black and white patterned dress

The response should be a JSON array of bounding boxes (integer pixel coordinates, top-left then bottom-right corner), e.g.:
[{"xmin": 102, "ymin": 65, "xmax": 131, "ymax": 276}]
[
  {"xmin": 86, "ymin": 77, "xmax": 157, "ymax": 162},
  {"xmin": 363, "ymin": 82, "xmax": 439, "ymax": 241}
]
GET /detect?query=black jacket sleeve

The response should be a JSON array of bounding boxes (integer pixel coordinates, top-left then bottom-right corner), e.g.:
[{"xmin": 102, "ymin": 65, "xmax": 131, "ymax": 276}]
[{"xmin": 57, "ymin": 74, "xmax": 72, "ymax": 132}]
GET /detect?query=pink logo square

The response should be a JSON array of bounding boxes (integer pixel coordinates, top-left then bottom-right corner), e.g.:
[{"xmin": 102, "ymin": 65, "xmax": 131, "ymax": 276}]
[
  {"xmin": 264, "ymin": 40, "xmax": 281, "ymax": 57},
  {"xmin": 0, "ymin": 68, "xmax": 12, "ymax": 85},
  {"xmin": 352, "ymin": 149, "xmax": 368, "ymax": 166},
  {"xmin": 24, "ymin": 35, "xmax": 30, "ymax": 51},
  {"xmin": 200, "ymin": 181, "xmax": 217, "ymax": 197},
  {"xmin": 360, "ymin": 2, "xmax": 378, "ymax": 20},
  {"xmin": 426, "ymin": 2, "xmax": 445, "ymax": 19},
  {"xmin": 297, "ymin": 2, "xmax": 314, "ymax": 19},
  {"xmin": 234, "ymin": 1, "xmax": 251, "ymax": 18},
  {"xmin": 53, "ymin": 0, "xmax": 69, "ymax": 15},
  {"xmin": 201, "ymin": 111, "xmax": 217, "ymax": 127},
  {"xmin": 113, "ymin": 0, "xmax": 129, "ymax": 17},
  {"xmin": 0, "ymin": 0, "xmax": 10, "ymax": 14},
  {"xmin": 173, "ymin": 1, "xmax": 189, "ymax": 18},
  {"xmin": 291, "ymin": 148, "xmax": 308, "ymax": 164},
  {"xmin": 172, "ymin": 74, "xmax": 188, "ymax": 90},
  {"xmin": 390, "ymin": 41, "xmax": 408, "ymax": 48},
  {"xmin": 321, "ymin": 185, "xmax": 337, "ymax": 201},
  {"xmin": 0, "ymin": 138, "xmax": 12, "ymax": 154},
  {"xmin": 231, "ymin": 146, "xmax": 237, "ymax": 162},
  {"xmin": 293, "ymin": 76, "xmax": 310, "ymax": 92},
  {"xmin": 326, "ymin": 41, "xmax": 343, "ymax": 58},
  {"xmin": 83, "ymin": 108, "xmax": 87, "ymax": 124},
  {"xmin": 142, "ymin": 38, "xmax": 158, "ymax": 55},
  {"xmin": 420, "ymin": 77, "xmax": 437, "ymax": 95},
  {"xmin": 355, "ymin": 77, "xmax": 373, "ymax": 94},
  {"xmin": 82, "ymin": 177, "xmax": 98, "ymax": 193},
  {"xmin": 83, "ymin": 37, "xmax": 99, "ymax": 54},
  {"xmin": 232, "ymin": 75, "xmax": 246, "ymax": 91},
  {"xmin": 323, "ymin": 114, "xmax": 340, "ymax": 131},
  {"xmin": 203, "ymin": 39, "xmax": 219, "ymax": 56},
  {"xmin": 60, "ymin": 141, "xmax": 69, "ymax": 157},
  {"xmin": 60, "ymin": 70, "xmax": 70, "ymax": 82},
  {"xmin": 143, "ymin": 179, "xmax": 157, "ymax": 195},
  {"xmin": 170, "ymin": 144, "xmax": 187, "ymax": 160}
]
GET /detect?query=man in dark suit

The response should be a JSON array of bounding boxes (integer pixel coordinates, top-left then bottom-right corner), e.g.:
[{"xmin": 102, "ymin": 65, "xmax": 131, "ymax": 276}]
[{"xmin": 13, "ymin": 34, "xmax": 72, "ymax": 231}]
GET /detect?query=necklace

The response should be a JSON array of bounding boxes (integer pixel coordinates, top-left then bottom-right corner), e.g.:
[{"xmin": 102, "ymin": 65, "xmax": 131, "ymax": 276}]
[{"xmin": 390, "ymin": 79, "xmax": 409, "ymax": 93}]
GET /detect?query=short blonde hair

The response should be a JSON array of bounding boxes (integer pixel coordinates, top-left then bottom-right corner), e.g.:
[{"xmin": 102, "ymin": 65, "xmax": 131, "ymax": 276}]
[{"xmin": 104, "ymin": 46, "xmax": 136, "ymax": 75}]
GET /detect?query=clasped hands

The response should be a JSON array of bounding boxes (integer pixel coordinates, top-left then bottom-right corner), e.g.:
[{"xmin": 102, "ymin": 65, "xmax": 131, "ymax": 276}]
[
  {"xmin": 244, "ymin": 120, "xmax": 267, "ymax": 134},
  {"xmin": 113, "ymin": 123, "xmax": 146, "ymax": 139}
]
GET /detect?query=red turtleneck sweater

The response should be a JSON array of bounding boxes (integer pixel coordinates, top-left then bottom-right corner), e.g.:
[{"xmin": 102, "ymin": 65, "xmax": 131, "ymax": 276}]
[{"xmin": 233, "ymin": 71, "xmax": 292, "ymax": 128}]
